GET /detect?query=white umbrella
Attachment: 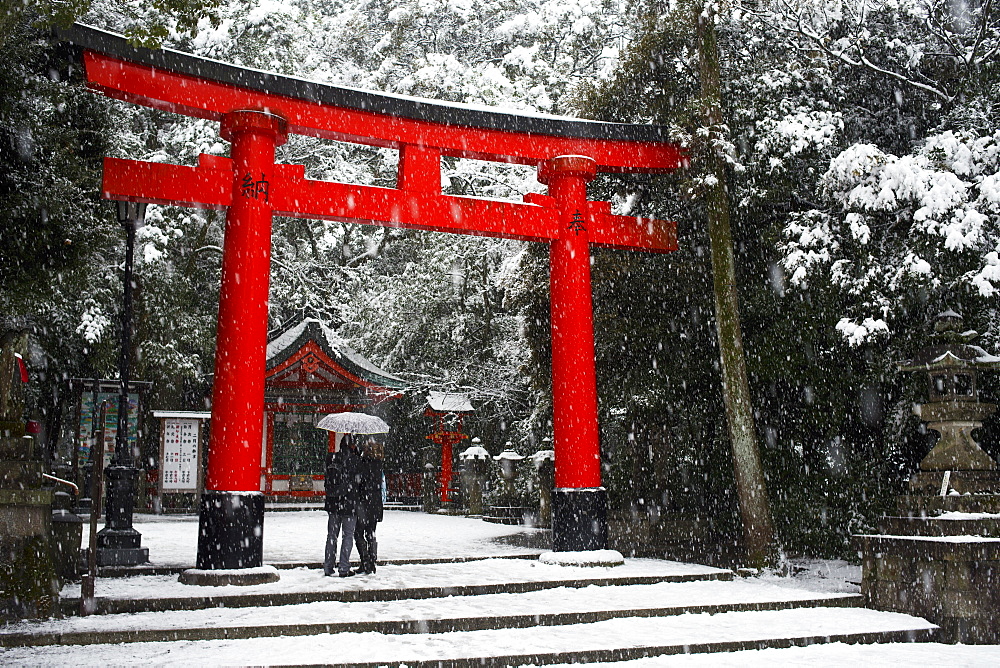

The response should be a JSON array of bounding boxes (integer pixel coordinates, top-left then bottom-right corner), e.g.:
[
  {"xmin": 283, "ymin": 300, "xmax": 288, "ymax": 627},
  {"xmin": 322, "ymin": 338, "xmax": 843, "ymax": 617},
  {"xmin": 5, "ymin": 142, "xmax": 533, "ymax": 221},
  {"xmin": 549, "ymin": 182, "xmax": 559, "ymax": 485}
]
[{"xmin": 316, "ymin": 412, "xmax": 390, "ymax": 434}]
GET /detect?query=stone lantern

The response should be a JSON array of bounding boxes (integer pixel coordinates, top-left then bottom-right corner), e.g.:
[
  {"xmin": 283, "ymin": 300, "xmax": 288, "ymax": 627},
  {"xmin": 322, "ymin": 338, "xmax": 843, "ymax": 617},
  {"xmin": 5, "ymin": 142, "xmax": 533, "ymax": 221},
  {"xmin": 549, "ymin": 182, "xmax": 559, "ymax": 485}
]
[
  {"xmin": 494, "ymin": 442, "xmax": 525, "ymax": 482},
  {"xmin": 459, "ymin": 437, "xmax": 491, "ymax": 517},
  {"xmin": 484, "ymin": 443, "xmax": 525, "ymax": 524},
  {"xmin": 856, "ymin": 311, "xmax": 1000, "ymax": 643},
  {"xmin": 898, "ymin": 310, "xmax": 1000, "ymax": 490}
]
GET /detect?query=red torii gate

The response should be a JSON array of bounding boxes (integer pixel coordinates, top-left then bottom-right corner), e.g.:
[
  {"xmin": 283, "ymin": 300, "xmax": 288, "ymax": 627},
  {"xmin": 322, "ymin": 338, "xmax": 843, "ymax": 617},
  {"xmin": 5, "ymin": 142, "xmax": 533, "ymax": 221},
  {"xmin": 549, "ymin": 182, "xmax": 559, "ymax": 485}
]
[
  {"xmin": 63, "ymin": 25, "xmax": 685, "ymax": 570},
  {"xmin": 424, "ymin": 392, "xmax": 475, "ymax": 504}
]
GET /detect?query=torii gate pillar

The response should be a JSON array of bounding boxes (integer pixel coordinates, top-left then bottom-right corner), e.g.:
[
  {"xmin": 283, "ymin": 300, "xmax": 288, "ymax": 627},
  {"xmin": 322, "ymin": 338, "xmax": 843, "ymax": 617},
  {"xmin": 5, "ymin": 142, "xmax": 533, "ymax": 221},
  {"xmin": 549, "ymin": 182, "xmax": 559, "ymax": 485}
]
[
  {"xmin": 197, "ymin": 111, "xmax": 287, "ymax": 571},
  {"xmin": 540, "ymin": 156, "xmax": 606, "ymax": 551}
]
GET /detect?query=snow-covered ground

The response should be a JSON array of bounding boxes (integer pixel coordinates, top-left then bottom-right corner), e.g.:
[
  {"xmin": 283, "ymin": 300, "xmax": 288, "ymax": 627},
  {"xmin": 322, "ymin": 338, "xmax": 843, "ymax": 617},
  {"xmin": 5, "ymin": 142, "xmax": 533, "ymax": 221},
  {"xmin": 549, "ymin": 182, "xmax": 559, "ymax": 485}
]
[
  {"xmin": 131, "ymin": 508, "xmax": 544, "ymax": 567},
  {"xmin": 1, "ymin": 510, "xmax": 998, "ymax": 666},
  {"xmin": 761, "ymin": 557, "xmax": 862, "ymax": 594}
]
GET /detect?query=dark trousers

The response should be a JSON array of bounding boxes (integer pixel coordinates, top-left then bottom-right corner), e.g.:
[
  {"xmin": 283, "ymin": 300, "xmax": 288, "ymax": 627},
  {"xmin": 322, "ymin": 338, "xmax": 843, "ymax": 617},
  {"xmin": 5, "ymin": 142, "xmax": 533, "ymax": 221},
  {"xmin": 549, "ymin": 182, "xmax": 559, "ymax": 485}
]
[
  {"xmin": 325, "ymin": 513, "xmax": 356, "ymax": 576},
  {"xmin": 355, "ymin": 518, "xmax": 377, "ymax": 571}
]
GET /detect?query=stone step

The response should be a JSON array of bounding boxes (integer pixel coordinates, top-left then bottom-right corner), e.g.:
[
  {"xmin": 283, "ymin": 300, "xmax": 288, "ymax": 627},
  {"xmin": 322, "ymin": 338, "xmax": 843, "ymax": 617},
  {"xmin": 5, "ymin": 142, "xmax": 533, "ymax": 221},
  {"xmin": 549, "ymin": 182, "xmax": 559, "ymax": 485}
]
[
  {"xmin": 264, "ymin": 501, "xmax": 325, "ymax": 511},
  {"xmin": 855, "ymin": 533, "xmax": 1000, "ymax": 560},
  {"xmin": 0, "ymin": 607, "xmax": 938, "ymax": 665},
  {"xmin": 879, "ymin": 514, "xmax": 1000, "ymax": 537},
  {"xmin": 0, "ymin": 488, "xmax": 53, "ymax": 516},
  {"xmin": 854, "ymin": 533, "xmax": 1000, "ymax": 643},
  {"xmin": 483, "ymin": 505, "xmax": 529, "ymax": 524},
  {"xmin": 897, "ymin": 494, "xmax": 1000, "ymax": 514},
  {"xmin": 383, "ymin": 501, "xmax": 423, "ymax": 511},
  {"xmin": 2, "ymin": 579, "xmax": 858, "ymax": 647},
  {"xmin": 0, "ymin": 434, "xmax": 34, "ymax": 459},
  {"xmin": 94, "ymin": 552, "xmax": 544, "ymax": 578},
  {"xmin": 57, "ymin": 558, "xmax": 733, "ymax": 616},
  {"xmin": 909, "ymin": 471, "xmax": 1000, "ymax": 496}
]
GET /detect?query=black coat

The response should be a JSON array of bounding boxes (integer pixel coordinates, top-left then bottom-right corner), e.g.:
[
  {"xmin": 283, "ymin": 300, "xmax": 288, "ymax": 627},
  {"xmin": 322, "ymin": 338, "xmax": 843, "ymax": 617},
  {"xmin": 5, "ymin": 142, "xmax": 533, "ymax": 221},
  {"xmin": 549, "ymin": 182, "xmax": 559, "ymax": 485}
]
[
  {"xmin": 356, "ymin": 456, "xmax": 384, "ymax": 524},
  {"xmin": 324, "ymin": 446, "xmax": 360, "ymax": 515}
]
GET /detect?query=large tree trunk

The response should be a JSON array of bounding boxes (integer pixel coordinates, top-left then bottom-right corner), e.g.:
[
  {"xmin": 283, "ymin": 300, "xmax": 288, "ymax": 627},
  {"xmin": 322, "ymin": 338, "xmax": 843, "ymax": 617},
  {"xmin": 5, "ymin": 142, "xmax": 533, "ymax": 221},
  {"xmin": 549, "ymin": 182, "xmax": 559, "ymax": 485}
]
[{"xmin": 696, "ymin": 2, "xmax": 779, "ymax": 568}]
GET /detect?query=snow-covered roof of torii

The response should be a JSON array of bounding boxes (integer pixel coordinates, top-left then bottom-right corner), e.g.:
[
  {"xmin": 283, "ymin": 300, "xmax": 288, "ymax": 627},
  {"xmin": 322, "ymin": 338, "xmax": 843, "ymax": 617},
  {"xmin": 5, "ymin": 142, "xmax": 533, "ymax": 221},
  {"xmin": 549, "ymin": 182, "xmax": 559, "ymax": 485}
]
[
  {"xmin": 56, "ymin": 23, "xmax": 686, "ymax": 172},
  {"xmin": 59, "ymin": 23, "xmax": 666, "ymax": 142},
  {"xmin": 266, "ymin": 318, "xmax": 406, "ymax": 392}
]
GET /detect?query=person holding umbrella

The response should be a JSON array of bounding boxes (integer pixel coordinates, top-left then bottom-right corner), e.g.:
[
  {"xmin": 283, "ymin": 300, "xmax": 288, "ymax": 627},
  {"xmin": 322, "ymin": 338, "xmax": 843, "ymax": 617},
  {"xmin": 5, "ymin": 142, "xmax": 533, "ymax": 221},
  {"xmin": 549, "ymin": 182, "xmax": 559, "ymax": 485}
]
[
  {"xmin": 323, "ymin": 433, "xmax": 360, "ymax": 577},
  {"xmin": 317, "ymin": 413, "xmax": 390, "ymax": 578},
  {"xmin": 355, "ymin": 437, "xmax": 385, "ymax": 575}
]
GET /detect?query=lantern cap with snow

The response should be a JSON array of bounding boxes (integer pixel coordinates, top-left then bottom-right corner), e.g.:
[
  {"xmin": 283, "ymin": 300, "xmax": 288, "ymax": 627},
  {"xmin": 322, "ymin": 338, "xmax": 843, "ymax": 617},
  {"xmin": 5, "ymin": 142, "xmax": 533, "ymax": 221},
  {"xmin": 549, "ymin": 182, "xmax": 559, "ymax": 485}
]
[
  {"xmin": 459, "ymin": 437, "xmax": 491, "ymax": 461},
  {"xmin": 494, "ymin": 442, "xmax": 524, "ymax": 480},
  {"xmin": 529, "ymin": 449, "xmax": 555, "ymax": 470},
  {"xmin": 897, "ymin": 310, "xmax": 1000, "ymax": 403}
]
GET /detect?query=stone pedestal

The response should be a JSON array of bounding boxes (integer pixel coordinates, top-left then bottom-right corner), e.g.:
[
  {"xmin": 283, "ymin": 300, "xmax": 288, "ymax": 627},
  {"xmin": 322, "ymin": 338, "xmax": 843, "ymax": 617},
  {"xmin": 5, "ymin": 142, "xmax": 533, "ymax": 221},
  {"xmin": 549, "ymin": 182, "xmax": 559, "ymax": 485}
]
[
  {"xmin": 857, "ymin": 490, "xmax": 1000, "ymax": 643},
  {"xmin": 195, "ymin": 491, "xmax": 265, "ymax": 571},
  {"xmin": 909, "ymin": 470, "xmax": 1000, "ymax": 496},
  {"xmin": 866, "ymin": 312, "xmax": 1000, "ymax": 642},
  {"xmin": 552, "ymin": 488, "xmax": 607, "ymax": 551},
  {"xmin": 535, "ymin": 459, "xmax": 554, "ymax": 529},
  {"xmin": 460, "ymin": 461, "xmax": 486, "ymax": 517},
  {"xmin": 96, "ymin": 466, "xmax": 148, "ymax": 567},
  {"xmin": 421, "ymin": 454, "xmax": 440, "ymax": 514},
  {"xmin": 916, "ymin": 401, "xmax": 997, "ymax": 472},
  {"xmin": 51, "ymin": 491, "xmax": 84, "ymax": 582},
  {"xmin": 0, "ymin": 431, "xmax": 58, "ymax": 620}
]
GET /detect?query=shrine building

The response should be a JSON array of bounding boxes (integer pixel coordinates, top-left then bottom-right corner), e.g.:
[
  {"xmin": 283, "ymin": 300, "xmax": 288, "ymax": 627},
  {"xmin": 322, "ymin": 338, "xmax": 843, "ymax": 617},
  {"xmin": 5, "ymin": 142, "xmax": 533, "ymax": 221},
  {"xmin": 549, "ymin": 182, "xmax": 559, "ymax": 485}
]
[{"xmin": 261, "ymin": 318, "xmax": 404, "ymax": 498}]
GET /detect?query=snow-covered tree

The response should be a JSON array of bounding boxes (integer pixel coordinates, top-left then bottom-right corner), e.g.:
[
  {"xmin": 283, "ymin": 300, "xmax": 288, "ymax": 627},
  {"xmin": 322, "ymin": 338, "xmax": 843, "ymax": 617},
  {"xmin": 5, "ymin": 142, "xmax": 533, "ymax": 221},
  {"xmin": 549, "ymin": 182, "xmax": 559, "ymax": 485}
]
[{"xmin": 782, "ymin": 129, "xmax": 1000, "ymax": 344}]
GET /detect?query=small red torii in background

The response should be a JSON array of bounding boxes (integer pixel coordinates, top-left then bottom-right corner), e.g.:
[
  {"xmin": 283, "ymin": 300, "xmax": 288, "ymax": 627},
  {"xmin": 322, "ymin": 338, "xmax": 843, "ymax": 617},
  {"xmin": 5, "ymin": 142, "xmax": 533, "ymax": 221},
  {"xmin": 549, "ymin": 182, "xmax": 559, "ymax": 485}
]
[
  {"xmin": 62, "ymin": 24, "xmax": 686, "ymax": 575},
  {"xmin": 424, "ymin": 392, "xmax": 475, "ymax": 504}
]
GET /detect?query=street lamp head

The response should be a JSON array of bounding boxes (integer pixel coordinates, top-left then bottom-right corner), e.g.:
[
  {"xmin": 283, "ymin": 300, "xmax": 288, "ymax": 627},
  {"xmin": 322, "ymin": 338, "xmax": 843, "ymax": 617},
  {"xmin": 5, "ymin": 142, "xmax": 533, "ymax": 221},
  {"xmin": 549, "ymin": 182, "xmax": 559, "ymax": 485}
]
[{"xmin": 115, "ymin": 200, "xmax": 148, "ymax": 230}]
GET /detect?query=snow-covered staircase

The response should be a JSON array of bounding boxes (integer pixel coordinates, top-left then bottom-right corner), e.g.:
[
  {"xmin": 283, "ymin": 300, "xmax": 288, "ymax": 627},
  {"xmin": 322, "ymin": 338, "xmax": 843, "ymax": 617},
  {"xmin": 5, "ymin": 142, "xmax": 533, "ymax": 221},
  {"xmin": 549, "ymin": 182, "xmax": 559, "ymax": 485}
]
[{"xmin": 0, "ymin": 556, "xmax": 943, "ymax": 665}]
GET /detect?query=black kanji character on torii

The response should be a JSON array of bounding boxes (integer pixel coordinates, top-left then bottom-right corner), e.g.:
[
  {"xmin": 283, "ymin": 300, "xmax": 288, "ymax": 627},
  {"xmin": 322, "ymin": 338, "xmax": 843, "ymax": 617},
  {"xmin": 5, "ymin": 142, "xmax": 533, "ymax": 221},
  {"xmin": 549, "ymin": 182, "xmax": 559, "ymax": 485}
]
[
  {"xmin": 568, "ymin": 210, "xmax": 586, "ymax": 235},
  {"xmin": 241, "ymin": 172, "xmax": 270, "ymax": 202}
]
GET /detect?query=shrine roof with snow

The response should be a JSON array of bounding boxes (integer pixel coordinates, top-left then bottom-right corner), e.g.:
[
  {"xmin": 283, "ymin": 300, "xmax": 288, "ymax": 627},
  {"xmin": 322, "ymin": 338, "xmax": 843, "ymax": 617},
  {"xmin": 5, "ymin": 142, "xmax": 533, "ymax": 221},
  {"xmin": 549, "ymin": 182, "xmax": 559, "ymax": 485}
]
[{"xmin": 266, "ymin": 318, "xmax": 406, "ymax": 393}]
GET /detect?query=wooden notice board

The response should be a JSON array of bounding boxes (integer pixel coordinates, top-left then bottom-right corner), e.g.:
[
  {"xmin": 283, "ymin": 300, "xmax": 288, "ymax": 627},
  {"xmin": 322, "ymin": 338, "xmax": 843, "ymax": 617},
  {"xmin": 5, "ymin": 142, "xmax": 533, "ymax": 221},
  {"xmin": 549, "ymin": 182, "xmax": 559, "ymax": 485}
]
[{"xmin": 153, "ymin": 411, "xmax": 210, "ymax": 494}]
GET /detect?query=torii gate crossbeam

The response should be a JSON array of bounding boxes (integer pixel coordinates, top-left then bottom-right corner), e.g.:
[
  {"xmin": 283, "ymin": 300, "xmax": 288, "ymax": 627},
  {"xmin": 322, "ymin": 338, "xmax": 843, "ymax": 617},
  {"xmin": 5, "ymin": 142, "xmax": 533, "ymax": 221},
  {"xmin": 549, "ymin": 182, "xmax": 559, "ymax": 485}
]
[{"xmin": 61, "ymin": 24, "xmax": 686, "ymax": 571}]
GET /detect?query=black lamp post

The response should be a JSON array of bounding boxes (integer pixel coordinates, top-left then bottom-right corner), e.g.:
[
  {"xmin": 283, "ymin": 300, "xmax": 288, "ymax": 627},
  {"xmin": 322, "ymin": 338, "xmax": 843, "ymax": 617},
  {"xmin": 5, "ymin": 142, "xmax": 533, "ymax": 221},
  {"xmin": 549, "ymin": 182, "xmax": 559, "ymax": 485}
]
[{"xmin": 95, "ymin": 201, "xmax": 149, "ymax": 566}]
